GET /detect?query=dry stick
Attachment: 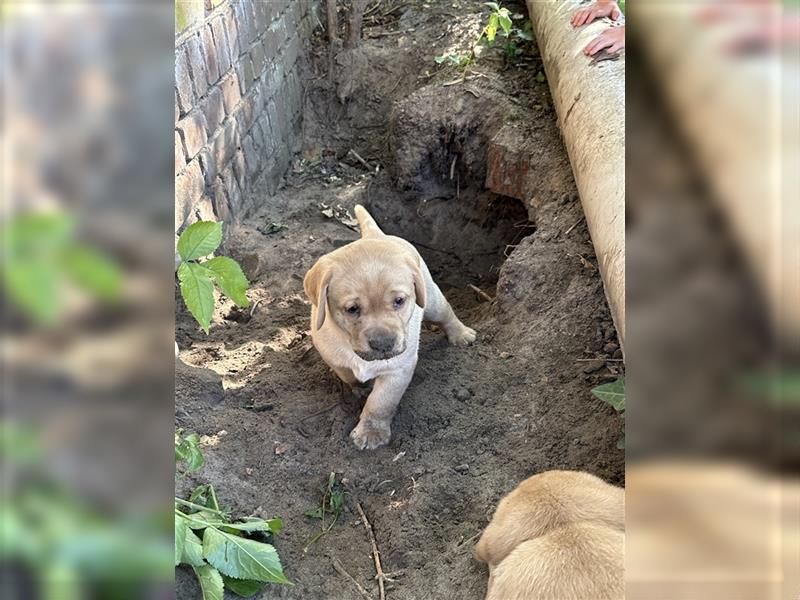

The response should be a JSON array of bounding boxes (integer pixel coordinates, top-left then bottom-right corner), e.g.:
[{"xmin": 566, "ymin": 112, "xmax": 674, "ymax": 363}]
[
  {"xmin": 332, "ymin": 557, "xmax": 372, "ymax": 600},
  {"xmin": 327, "ymin": 0, "xmax": 339, "ymax": 42},
  {"xmin": 576, "ymin": 358, "xmax": 624, "ymax": 362},
  {"xmin": 249, "ymin": 298, "xmax": 262, "ymax": 317},
  {"xmin": 349, "ymin": 148, "xmax": 372, "ymax": 170},
  {"xmin": 348, "ymin": 0, "xmax": 369, "ymax": 49},
  {"xmin": 565, "ymin": 215, "xmax": 584, "ymax": 235},
  {"xmin": 365, "ymin": 0, "xmax": 383, "ymax": 17},
  {"xmin": 367, "ymin": 28, "xmax": 414, "ymax": 37},
  {"xmin": 382, "ymin": 1, "xmax": 411, "ymax": 17},
  {"xmin": 468, "ymin": 283, "xmax": 494, "ymax": 303},
  {"xmin": 356, "ymin": 502, "xmax": 389, "ymax": 600}
]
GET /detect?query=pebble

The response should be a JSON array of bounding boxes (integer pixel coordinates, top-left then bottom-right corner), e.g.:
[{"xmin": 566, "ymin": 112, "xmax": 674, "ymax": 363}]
[
  {"xmin": 582, "ymin": 359, "xmax": 606, "ymax": 374},
  {"xmin": 454, "ymin": 388, "xmax": 472, "ymax": 401},
  {"xmin": 603, "ymin": 342, "xmax": 618, "ymax": 354},
  {"xmin": 454, "ymin": 464, "xmax": 470, "ymax": 473}
]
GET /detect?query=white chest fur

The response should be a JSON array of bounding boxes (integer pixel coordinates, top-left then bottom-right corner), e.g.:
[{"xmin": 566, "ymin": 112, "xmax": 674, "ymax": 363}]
[{"xmin": 310, "ymin": 305, "xmax": 422, "ymax": 382}]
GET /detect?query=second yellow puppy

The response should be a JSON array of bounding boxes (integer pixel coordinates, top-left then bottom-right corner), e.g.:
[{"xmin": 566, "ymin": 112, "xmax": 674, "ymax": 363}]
[{"xmin": 475, "ymin": 470, "xmax": 624, "ymax": 600}]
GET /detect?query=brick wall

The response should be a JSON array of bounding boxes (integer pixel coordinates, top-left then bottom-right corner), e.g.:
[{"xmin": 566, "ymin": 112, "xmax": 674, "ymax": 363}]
[{"xmin": 175, "ymin": 0, "xmax": 312, "ymax": 232}]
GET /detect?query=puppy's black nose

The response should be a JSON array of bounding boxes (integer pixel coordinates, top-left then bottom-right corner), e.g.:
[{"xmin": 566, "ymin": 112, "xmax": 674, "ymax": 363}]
[{"xmin": 368, "ymin": 333, "xmax": 396, "ymax": 353}]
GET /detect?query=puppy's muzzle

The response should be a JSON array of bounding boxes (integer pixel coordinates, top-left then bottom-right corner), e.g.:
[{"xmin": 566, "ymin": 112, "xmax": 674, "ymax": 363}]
[{"xmin": 357, "ymin": 328, "xmax": 403, "ymax": 360}]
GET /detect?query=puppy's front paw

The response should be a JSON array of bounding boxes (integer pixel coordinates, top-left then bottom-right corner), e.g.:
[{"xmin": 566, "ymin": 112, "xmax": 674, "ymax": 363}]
[
  {"xmin": 350, "ymin": 420, "xmax": 391, "ymax": 450},
  {"xmin": 448, "ymin": 325, "xmax": 477, "ymax": 346}
]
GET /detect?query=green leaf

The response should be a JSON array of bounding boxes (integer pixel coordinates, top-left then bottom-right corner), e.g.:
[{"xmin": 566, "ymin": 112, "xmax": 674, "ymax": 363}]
[
  {"xmin": 3, "ymin": 212, "xmax": 75, "ymax": 255},
  {"xmin": 591, "ymin": 378, "xmax": 625, "ymax": 412},
  {"xmin": 515, "ymin": 28, "xmax": 533, "ymax": 41},
  {"xmin": 60, "ymin": 245, "xmax": 122, "ymax": 302},
  {"xmin": 182, "ymin": 528, "xmax": 206, "ymax": 567},
  {"xmin": 305, "ymin": 508, "xmax": 323, "ymax": 519},
  {"xmin": 204, "ymin": 256, "xmax": 250, "ymax": 308},
  {"xmin": 203, "ymin": 527, "xmax": 290, "ymax": 584},
  {"xmin": 3, "ymin": 259, "xmax": 61, "ymax": 325},
  {"xmin": 434, "ymin": 54, "xmax": 447, "ymax": 64},
  {"xmin": 176, "ymin": 514, "xmax": 188, "ymax": 566},
  {"xmin": 498, "ymin": 11, "xmax": 513, "ymax": 35},
  {"xmin": 183, "ymin": 514, "xmax": 281, "ymax": 534},
  {"xmin": 176, "ymin": 433, "xmax": 205, "ymax": 471},
  {"xmin": 193, "ymin": 563, "xmax": 224, "ymax": 600},
  {"xmin": 485, "ymin": 14, "xmax": 498, "ymax": 42},
  {"xmin": 189, "ymin": 484, "xmax": 220, "ymax": 511},
  {"xmin": 177, "ymin": 221, "xmax": 223, "ymax": 261},
  {"xmin": 178, "ymin": 262, "xmax": 215, "ymax": 334},
  {"xmin": 229, "ymin": 518, "xmax": 283, "ymax": 533},
  {"xmin": 222, "ymin": 576, "xmax": 267, "ymax": 597},
  {"xmin": 535, "ymin": 71, "xmax": 546, "ymax": 83},
  {"xmin": 483, "ymin": 1, "xmax": 500, "ymax": 10}
]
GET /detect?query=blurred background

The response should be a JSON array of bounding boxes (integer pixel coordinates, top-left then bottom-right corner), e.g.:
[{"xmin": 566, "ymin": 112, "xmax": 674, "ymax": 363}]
[
  {"xmin": 626, "ymin": 0, "xmax": 798, "ymax": 598},
  {"xmin": 0, "ymin": 0, "xmax": 798, "ymax": 598},
  {"xmin": 1, "ymin": 2, "xmax": 175, "ymax": 598}
]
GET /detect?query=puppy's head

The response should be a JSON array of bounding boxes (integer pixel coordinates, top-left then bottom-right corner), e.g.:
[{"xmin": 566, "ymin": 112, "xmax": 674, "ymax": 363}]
[{"xmin": 304, "ymin": 241, "xmax": 426, "ymax": 360}]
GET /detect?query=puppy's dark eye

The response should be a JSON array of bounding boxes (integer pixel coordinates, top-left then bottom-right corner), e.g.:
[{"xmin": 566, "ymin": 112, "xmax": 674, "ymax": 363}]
[
  {"xmin": 345, "ymin": 304, "xmax": 360, "ymax": 315},
  {"xmin": 393, "ymin": 297, "xmax": 405, "ymax": 309}
]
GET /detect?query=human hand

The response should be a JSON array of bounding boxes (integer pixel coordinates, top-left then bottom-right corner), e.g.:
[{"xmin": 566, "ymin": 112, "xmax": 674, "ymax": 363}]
[
  {"xmin": 583, "ymin": 24, "xmax": 625, "ymax": 55},
  {"xmin": 571, "ymin": 1, "xmax": 622, "ymax": 27}
]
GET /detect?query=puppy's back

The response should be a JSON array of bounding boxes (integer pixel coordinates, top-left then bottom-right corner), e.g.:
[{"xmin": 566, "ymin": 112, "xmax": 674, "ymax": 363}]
[
  {"xmin": 475, "ymin": 470, "xmax": 624, "ymax": 567},
  {"xmin": 487, "ymin": 522, "xmax": 624, "ymax": 600}
]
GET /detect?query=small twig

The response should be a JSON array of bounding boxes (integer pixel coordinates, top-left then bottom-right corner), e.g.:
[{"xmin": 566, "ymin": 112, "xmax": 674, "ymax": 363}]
[
  {"xmin": 442, "ymin": 76, "xmax": 472, "ymax": 87},
  {"xmin": 365, "ymin": 0, "xmax": 383, "ymax": 17},
  {"xmin": 449, "ymin": 156, "xmax": 456, "ymax": 180},
  {"xmin": 332, "ymin": 557, "xmax": 372, "ymax": 600},
  {"xmin": 463, "ymin": 87, "xmax": 480, "ymax": 98},
  {"xmin": 349, "ymin": 148, "xmax": 372, "ymax": 170},
  {"xmin": 575, "ymin": 358, "xmax": 625, "ymax": 362},
  {"xmin": 367, "ymin": 28, "xmax": 414, "ymax": 38},
  {"xmin": 300, "ymin": 402, "xmax": 341, "ymax": 423},
  {"xmin": 565, "ymin": 216, "xmax": 584, "ymax": 235},
  {"xmin": 356, "ymin": 502, "xmax": 390, "ymax": 600},
  {"xmin": 249, "ymin": 298, "xmax": 262, "ymax": 317},
  {"xmin": 467, "ymin": 283, "xmax": 494, "ymax": 303},
  {"xmin": 382, "ymin": 1, "xmax": 411, "ymax": 17}
]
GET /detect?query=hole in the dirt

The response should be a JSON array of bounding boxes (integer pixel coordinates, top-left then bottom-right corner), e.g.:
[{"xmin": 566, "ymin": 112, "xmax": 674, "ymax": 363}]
[{"xmin": 365, "ymin": 189, "xmax": 532, "ymax": 292}]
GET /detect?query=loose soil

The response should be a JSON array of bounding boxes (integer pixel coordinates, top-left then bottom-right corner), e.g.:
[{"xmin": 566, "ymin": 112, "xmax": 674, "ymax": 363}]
[{"xmin": 176, "ymin": 2, "xmax": 623, "ymax": 598}]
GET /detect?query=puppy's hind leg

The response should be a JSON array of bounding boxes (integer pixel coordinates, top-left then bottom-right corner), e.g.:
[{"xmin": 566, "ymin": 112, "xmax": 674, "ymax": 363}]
[{"xmin": 421, "ymin": 263, "xmax": 477, "ymax": 346}]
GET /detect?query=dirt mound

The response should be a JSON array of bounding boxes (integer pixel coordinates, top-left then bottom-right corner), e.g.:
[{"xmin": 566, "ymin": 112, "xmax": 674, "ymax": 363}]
[{"xmin": 389, "ymin": 85, "xmax": 513, "ymax": 193}]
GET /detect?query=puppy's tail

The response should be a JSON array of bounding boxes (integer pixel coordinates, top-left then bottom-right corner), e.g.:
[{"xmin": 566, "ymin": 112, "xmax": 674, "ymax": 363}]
[{"xmin": 354, "ymin": 204, "xmax": 385, "ymax": 238}]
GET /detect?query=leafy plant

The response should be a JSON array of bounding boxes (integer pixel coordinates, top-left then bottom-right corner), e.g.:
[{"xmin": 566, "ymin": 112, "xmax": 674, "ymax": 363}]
[
  {"xmin": 434, "ymin": 53, "xmax": 472, "ymax": 69},
  {"xmin": 592, "ymin": 377, "xmax": 625, "ymax": 449},
  {"xmin": 1, "ymin": 212, "xmax": 122, "ymax": 325},
  {"xmin": 303, "ymin": 472, "xmax": 345, "ymax": 552},
  {"xmin": 176, "ymin": 220, "xmax": 250, "ymax": 334},
  {"xmin": 434, "ymin": 3, "xmax": 534, "ymax": 70},
  {"xmin": 174, "ymin": 430, "xmax": 290, "ymax": 598},
  {"xmin": 1, "ymin": 421, "xmax": 173, "ymax": 597},
  {"xmin": 175, "ymin": 429, "xmax": 205, "ymax": 473}
]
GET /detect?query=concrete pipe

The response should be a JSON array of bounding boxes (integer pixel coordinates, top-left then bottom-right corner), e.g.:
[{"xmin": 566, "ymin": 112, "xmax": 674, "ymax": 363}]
[{"xmin": 526, "ymin": 0, "xmax": 626, "ymax": 350}]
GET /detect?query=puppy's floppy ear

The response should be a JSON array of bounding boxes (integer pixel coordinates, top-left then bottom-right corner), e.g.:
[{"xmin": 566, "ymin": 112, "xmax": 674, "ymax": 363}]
[
  {"xmin": 404, "ymin": 254, "xmax": 427, "ymax": 309},
  {"xmin": 304, "ymin": 258, "xmax": 333, "ymax": 329}
]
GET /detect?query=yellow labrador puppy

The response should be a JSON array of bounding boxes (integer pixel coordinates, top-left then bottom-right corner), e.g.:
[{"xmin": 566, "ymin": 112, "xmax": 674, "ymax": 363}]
[
  {"xmin": 304, "ymin": 204, "xmax": 476, "ymax": 450},
  {"xmin": 475, "ymin": 470, "xmax": 625, "ymax": 600}
]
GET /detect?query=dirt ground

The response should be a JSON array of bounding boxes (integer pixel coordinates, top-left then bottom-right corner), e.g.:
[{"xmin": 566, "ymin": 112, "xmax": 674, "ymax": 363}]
[{"xmin": 176, "ymin": 2, "xmax": 624, "ymax": 598}]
